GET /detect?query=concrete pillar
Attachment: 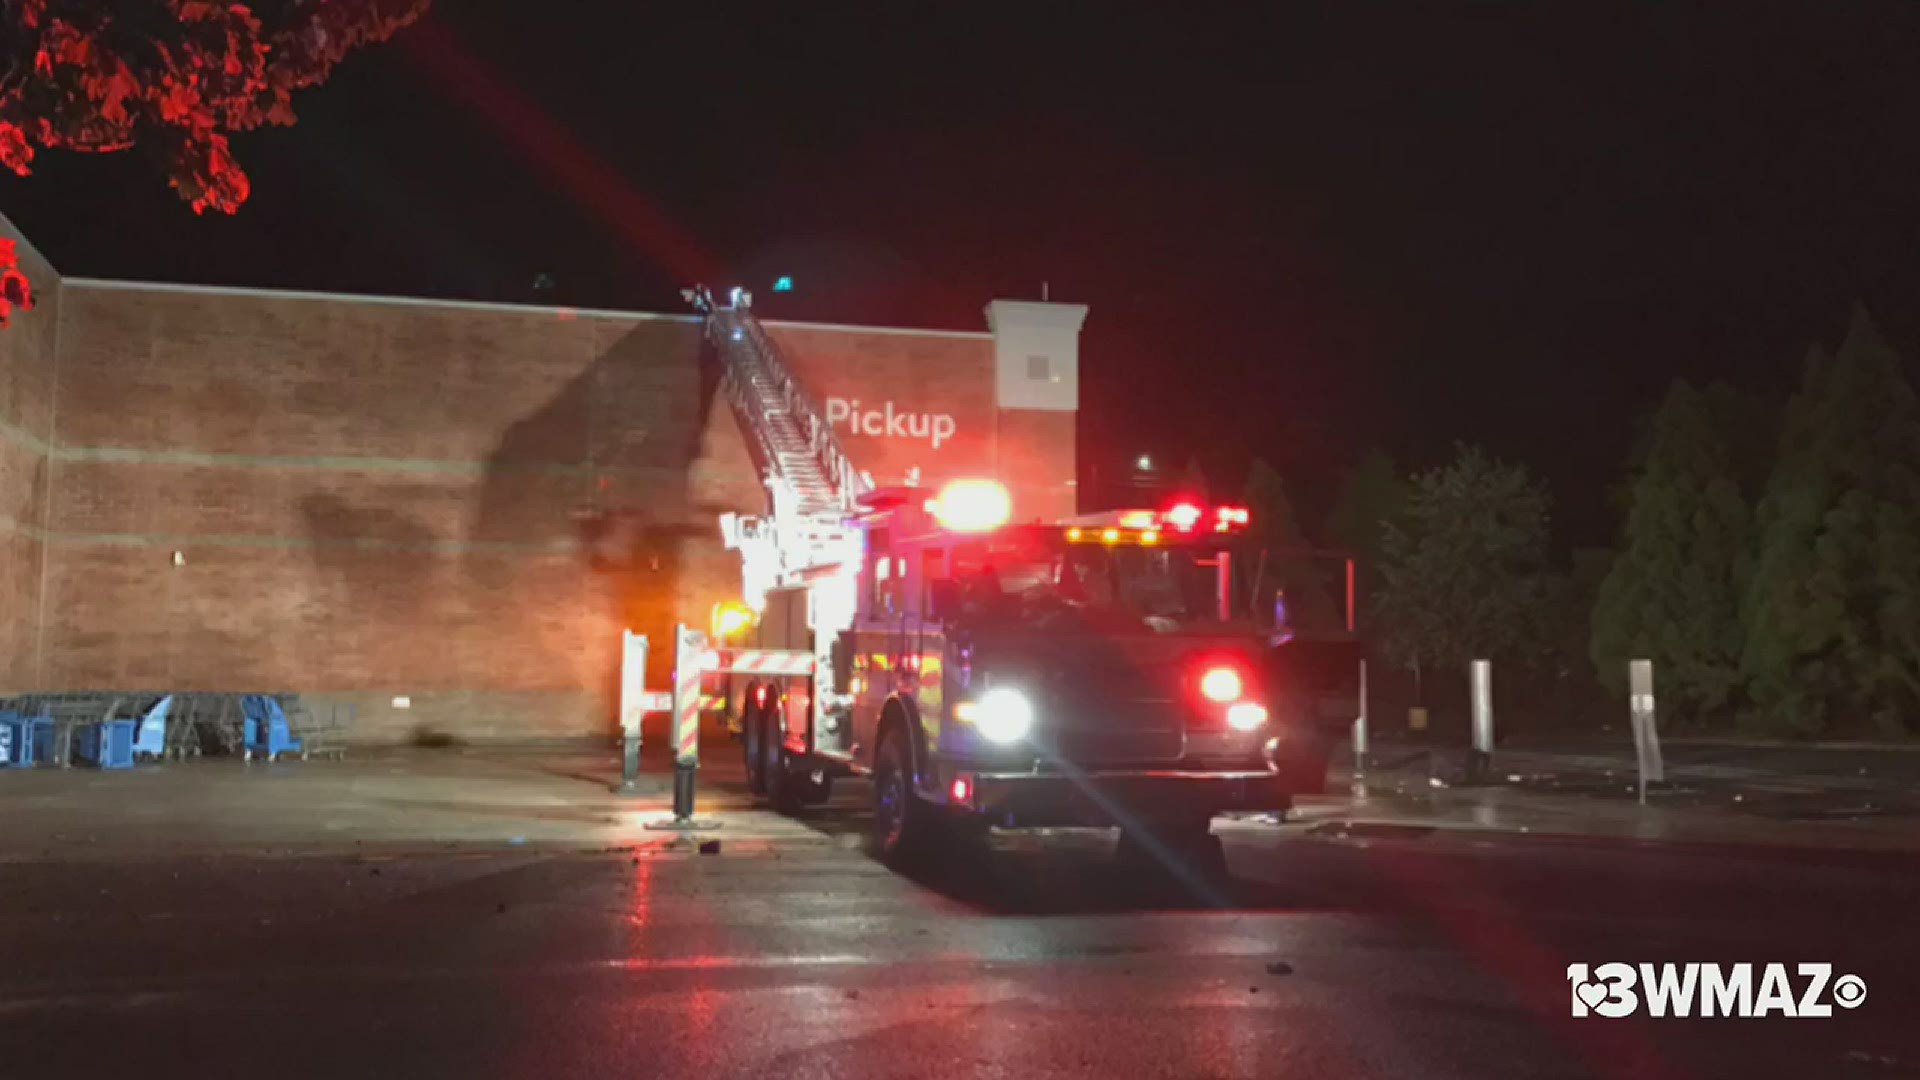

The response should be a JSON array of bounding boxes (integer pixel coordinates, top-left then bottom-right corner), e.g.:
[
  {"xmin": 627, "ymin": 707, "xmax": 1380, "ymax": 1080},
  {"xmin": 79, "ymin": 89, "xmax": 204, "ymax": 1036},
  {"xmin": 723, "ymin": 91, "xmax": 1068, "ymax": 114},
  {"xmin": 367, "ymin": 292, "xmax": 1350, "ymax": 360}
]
[{"xmin": 986, "ymin": 300, "xmax": 1086, "ymax": 518}]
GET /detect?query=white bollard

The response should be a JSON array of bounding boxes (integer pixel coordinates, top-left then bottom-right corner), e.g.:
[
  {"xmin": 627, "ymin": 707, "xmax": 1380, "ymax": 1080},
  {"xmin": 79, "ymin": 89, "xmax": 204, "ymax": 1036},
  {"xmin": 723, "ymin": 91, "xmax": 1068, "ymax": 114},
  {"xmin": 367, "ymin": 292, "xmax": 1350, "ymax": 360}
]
[
  {"xmin": 1352, "ymin": 658, "xmax": 1370, "ymax": 775},
  {"xmin": 614, "ymin": 631, "xmax": 648, "ymax": 793},
  {"xmin": 1629, "ymin": 659, "xmax": 1664, "ymax": 803},
  {"xmin": 1468, "ymin": 659, "xmax": 1494, "ymax": 782}
]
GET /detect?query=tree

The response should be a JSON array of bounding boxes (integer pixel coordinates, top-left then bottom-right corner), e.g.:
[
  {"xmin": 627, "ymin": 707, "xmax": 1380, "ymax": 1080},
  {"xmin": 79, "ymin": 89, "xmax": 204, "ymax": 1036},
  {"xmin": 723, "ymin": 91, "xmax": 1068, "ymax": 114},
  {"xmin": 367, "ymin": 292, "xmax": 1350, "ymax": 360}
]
[
  {"xmin": 1375, "ymin": 444, "xmax": 1555, "ymax": 693},
  {"xmin": 1324, "ymin": 447, "xmax": 1407, "ymax": 633},
  {"xmin": 1589, "ymin": 380, "xmax": 1751, "ymax": 722},
  {"xmin": 1325, "ymin": 448, "xmax": 1405, "ymax": 556},
  {"xmin": 1741, "ymin": 308, "xmax": 1920, "ymax": 736},
  {"xmin": 1243, "ymin": 458, "xmax": 1301, "ymax": 546},
  {"xmin": 1241, "ymin": 458, "xmax": 1341, "ymax": 631},
  {"xmin": 0, "ymin": 0, "xmax": 431, "ymax": 214}
]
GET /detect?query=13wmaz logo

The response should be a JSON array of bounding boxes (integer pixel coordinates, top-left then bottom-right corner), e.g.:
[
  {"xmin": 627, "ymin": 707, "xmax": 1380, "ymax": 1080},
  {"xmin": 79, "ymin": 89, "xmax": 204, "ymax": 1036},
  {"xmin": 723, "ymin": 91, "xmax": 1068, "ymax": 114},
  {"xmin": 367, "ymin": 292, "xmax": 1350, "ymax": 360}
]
[{"xmin": 1568, "ymin": 963, "xmax": 1866, "ymax": 1018}]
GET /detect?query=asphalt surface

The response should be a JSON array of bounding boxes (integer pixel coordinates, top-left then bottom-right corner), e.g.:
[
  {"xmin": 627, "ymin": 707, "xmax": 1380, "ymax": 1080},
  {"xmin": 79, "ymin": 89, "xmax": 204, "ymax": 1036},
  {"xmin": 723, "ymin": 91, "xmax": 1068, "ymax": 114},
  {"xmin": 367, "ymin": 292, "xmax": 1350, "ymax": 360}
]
[{"xmin": 3, "ymin": 788, "xmax": 1917, "ymax": 1080}]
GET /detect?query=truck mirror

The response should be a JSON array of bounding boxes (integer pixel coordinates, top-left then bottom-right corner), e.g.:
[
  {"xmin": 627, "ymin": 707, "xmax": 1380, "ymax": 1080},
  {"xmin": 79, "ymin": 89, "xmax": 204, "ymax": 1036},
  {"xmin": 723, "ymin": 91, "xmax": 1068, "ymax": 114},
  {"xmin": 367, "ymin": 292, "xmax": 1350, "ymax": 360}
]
[{"xmin": 927, "ymin": 578, "xmax": 959, "ymax": 619}]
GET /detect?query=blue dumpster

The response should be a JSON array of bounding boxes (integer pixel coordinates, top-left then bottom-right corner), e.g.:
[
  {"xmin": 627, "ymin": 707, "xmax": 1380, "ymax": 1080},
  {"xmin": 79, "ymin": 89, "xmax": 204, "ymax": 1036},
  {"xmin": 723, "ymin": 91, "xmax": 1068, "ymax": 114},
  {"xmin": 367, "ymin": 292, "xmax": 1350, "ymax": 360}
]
[{"xmin": 76, "ymin": 720, "xmax": 136, "ymax": 769}]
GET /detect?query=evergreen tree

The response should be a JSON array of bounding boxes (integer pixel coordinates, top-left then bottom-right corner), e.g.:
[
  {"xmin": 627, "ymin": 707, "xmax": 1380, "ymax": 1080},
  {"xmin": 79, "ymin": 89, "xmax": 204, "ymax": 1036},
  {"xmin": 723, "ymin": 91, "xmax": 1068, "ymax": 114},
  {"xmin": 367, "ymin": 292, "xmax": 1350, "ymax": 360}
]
[
  {"xmin": 1589, "ymin": 380, "xmax": 1751, "ymax": 722},
  {"xmin": 1376, "ymin": 444, "xmax": 1555, "ymax": 688},
  {"xmin": 1742, "ymin": 308, "xmax": 1920, "ymax": 736},
  {"xmin": 1242, "ymin": 459, "xmax": 1338, "ymax": 631},
  {"xmin": 1325, "ymin": 448, "xmax": 1406, "ymax": 556},
  {"xmin": 1244, "ymin": 459, "xmax": 1302, "ymax": 546},
  {"xmin": 1324, "ymin": 448, "xmax": 1407, "ymax": 634}
]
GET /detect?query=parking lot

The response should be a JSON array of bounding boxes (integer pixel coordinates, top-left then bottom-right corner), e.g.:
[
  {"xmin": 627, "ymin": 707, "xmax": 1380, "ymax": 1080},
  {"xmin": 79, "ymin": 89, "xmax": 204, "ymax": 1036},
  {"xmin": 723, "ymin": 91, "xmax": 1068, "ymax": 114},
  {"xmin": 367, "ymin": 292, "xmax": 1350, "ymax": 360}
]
[{"xmin": 0, "ymin": 742, "xmax": 1916, "ymax": 1078}]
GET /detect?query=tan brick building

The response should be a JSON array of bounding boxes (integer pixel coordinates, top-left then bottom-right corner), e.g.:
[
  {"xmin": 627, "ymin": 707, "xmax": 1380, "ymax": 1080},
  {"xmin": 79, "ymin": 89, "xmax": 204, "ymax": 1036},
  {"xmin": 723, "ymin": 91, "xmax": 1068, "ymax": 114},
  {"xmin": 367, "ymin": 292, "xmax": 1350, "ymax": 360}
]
[{"xmin": 0, "ymin": 214, "xmax": 1083, "ymax": 742}]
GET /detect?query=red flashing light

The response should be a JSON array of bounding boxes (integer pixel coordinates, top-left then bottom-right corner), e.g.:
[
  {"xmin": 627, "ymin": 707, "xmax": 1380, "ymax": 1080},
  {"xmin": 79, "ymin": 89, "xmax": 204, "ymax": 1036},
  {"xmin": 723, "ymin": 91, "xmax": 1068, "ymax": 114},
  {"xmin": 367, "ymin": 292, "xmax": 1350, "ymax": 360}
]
[
  {"xmin": 754, "ymin": 685, "xmax": 768, "ymax": 707},
  {"xmin": 930, "ymin": 479, "xmax": 1012, "ymax": 533},
  {"xmin": 949, "ymin": 776, "xmax": 974, "ymax": 804},
  {"xmin": 1164, "ymin": 502, "xmax": 1204, "ymax": 532},
  {"xmin": 1199, "ymin": 666, "xmax": 1244, "ymax": 704}
]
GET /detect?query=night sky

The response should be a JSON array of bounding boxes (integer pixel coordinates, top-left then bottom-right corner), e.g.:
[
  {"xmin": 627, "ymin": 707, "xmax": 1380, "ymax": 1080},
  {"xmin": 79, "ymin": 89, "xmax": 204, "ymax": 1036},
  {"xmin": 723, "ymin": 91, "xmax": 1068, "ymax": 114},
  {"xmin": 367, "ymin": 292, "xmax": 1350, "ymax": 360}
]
[{"xmin": 7, "ymin": 2, "xmax": 1920, "ymax": 548}]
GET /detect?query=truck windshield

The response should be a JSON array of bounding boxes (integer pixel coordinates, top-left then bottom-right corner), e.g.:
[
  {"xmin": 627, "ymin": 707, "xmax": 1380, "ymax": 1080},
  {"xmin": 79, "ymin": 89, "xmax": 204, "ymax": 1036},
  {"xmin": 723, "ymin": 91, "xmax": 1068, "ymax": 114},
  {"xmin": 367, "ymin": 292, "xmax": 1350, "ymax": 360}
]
[{"xmin": 951, "ymin": 540, "xmax": 1227, "ymax": 629}]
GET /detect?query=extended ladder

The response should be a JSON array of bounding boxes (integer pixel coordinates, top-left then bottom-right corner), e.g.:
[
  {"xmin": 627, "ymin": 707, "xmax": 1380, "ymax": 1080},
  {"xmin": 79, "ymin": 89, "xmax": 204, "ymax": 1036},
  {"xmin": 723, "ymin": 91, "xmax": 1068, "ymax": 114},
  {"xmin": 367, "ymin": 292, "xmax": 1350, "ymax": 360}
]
[{"xmin": 685, "ymin": 286, "xmax": 868, "ymax": 619}]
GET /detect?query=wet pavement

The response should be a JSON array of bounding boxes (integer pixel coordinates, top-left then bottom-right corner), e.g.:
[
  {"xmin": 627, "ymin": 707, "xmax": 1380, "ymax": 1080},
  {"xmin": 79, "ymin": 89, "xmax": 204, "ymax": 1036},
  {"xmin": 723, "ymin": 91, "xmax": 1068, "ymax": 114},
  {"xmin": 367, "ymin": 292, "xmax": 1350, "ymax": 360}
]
[{"xmin": 1, "ymin": 746, "xmax": 1918, "ymax": 1078}]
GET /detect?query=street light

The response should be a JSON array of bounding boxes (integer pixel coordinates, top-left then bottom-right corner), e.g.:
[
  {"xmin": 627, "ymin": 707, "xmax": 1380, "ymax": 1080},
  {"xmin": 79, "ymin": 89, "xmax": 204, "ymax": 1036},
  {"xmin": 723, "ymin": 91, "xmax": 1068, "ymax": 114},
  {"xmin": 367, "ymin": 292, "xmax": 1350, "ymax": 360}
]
[{"xmin": 1136, "ymin": 454, "xmax": 1154, "ymax": 472}]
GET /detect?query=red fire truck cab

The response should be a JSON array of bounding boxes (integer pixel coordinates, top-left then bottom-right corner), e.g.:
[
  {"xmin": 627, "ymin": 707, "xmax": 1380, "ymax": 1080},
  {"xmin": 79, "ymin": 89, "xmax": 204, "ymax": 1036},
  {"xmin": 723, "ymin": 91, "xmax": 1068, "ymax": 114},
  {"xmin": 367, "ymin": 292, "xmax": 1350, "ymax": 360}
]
[{"xmin": 732, "ymin": 479, "xmax": 1358, "ymax": 869}]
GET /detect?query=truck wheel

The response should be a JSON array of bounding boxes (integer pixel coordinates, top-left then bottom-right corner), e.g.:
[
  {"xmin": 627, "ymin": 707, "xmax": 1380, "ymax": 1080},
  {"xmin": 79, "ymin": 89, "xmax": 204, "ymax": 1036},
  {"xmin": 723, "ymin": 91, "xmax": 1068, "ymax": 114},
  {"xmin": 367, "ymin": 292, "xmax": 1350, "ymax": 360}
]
[
  {"xmin": 759, "ymin": 713, "xmax": 798, "ymax": 813},
  {"xmin": 742, "ymin": 698, "xmax": 768, "ymax": 797},
  {"xmin": 871, "ymin": 729, "xmax": 933, "ymax": 867}
]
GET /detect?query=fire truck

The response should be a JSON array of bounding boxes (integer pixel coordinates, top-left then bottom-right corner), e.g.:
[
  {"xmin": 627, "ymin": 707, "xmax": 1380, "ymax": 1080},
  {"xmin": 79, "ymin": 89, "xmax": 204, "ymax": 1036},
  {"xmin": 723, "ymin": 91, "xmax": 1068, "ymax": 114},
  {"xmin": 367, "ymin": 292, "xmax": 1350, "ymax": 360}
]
[
  {"xmin": 728, "ymin": 479, "xmax": 1359, "ymax": 866},
  {"xmin": 693, "ymin": 288, "xmax": 1356, "ymax": 867}
]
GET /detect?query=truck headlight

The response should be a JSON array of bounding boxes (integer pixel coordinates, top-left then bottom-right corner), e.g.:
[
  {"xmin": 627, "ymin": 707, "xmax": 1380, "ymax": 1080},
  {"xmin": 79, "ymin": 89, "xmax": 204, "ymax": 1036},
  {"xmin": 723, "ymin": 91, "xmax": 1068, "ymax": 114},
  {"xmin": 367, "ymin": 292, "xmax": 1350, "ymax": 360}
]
[{"xmin": 956, "ymin": 687, "xmax": 1034, "ymax": 744}]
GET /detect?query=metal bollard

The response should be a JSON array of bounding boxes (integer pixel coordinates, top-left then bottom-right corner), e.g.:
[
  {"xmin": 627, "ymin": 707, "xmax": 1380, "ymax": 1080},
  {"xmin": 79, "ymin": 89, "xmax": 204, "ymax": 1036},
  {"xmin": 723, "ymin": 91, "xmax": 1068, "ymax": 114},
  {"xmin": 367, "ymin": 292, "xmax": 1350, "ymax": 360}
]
[
  {"xmin": 1629, "ymin": 659, "xmax": 1664, "ymax": 804},
  {"xmin": 614, "ymin": 631, "xmax": 648, "ymax": 794},
  {"xmin": 1352, "ymin": 658, "xmax": 1370, "ymax": 777},
  {"xmin": 1467, "ymin": 659, "xmax": 1494, "ymax": 783}
]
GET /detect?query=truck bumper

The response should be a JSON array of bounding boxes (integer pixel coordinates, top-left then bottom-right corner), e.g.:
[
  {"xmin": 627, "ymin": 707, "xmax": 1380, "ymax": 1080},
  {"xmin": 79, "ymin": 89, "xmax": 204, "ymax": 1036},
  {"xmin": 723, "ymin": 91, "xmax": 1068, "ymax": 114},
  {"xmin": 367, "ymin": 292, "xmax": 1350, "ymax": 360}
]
[{"xmin": 951, "ymin": 767, "xmax": 1292, "ymax": 829}]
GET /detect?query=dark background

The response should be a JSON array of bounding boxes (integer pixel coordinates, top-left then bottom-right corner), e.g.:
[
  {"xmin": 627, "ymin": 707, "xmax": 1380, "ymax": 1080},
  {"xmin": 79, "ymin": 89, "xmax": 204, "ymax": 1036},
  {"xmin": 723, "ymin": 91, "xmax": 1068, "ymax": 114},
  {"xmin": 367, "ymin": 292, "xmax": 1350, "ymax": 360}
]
[{"xmin": 6, "ymin": 2, "xmax": 1919, "ymax": 547}]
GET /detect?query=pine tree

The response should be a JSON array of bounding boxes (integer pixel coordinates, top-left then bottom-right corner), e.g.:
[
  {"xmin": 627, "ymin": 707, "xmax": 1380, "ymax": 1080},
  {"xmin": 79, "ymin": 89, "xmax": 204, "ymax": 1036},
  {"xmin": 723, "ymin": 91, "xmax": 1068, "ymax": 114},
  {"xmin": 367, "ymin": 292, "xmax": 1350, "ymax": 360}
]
[
  {"xmin": 1376, "ymin": 444, "xmax": 1555, "ymax": 682},
  {"xmin": 1324, "ymin": 448, "xmax": 1407, "ymax": 634},
  {"xmin": 1742, "ymin": 308, "xmax": 1920, "ymax": 736},
  {"xmin": 1242, "ymin": 459, "xmax": 1337, "ymax": 631},
  {"xmin": 1244, "ymin": 459, "xmax": 1302, "ymax": 546},
  {"xmin": 1589, "ymin": 380, "xmax": 1751, "ymax": 723}
]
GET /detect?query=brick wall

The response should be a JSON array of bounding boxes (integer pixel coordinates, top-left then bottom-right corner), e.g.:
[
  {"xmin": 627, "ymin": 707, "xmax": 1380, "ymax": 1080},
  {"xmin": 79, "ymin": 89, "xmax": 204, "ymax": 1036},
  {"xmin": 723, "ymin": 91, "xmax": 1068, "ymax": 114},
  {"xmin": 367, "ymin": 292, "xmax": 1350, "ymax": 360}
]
[
  {"xmin": 39, "ymin": 284, "xmax": 760, "ymax": 741},
  {"xmin": 768, "ymin": 321, "xmax": 1001, "ymax": 493},
  {"xmin": 11, "ymin": 265, "xmax": 1074, "ymax": 743},
  {"xmin": 0, "ymin": 215, "xmax": 59, "ymax": 689}
]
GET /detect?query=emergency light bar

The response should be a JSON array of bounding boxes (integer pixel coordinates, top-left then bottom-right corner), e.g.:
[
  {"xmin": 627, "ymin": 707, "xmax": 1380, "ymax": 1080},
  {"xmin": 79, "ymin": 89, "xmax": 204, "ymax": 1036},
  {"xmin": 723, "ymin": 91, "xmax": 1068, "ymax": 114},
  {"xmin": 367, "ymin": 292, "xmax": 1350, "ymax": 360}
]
[
  {"xmin": 1070, "ymin": 500, "xmax": 1252, "ymax": 538},
  {"xmin": 927, "ymin": 479, "xmax": 1012, "ymax": 533}
]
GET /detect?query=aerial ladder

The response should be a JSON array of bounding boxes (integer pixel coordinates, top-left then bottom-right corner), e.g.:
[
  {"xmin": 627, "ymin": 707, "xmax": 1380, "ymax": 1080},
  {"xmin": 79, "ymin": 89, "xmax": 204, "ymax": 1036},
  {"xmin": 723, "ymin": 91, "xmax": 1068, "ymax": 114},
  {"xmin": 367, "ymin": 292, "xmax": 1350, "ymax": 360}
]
[{"xmin": 682, "ymin": 286, "xmax": 870, "ymax": 687}]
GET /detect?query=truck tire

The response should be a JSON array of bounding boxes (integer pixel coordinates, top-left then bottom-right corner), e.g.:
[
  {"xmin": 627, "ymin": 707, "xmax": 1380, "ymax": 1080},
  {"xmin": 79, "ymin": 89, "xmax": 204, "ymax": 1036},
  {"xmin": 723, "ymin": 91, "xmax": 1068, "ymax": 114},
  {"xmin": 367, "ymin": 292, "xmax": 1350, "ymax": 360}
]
[
  {"xmin": 760, "ymin": 712, "xmax": 801, "ymax": 814},
  {"xmin": 764, "ymin": 718, "xmax": 831, "ymax": 813},
  {"xmin": 742, "ymin": 695, "xmax": 768, "ymax": 797},
  {"xmin": 871, "ymin": 727, "xmax": 935, "ymax": 867}
]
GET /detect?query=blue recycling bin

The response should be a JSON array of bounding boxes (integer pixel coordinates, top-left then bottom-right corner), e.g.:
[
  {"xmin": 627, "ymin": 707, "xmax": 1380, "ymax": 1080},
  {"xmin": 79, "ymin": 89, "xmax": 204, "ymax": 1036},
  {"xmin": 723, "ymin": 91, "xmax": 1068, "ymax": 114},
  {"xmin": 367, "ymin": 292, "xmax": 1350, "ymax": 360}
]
[
  {"xmin": 76, "ymin": 719, "xmax": 136, "ymax": 770},
  {"xmin": 28, "ymin": 716, "xmax": 58, "ymax": 766},
  {"xmin": 0, "ymin": 712, "xmax": 24, "ymax": 767}
]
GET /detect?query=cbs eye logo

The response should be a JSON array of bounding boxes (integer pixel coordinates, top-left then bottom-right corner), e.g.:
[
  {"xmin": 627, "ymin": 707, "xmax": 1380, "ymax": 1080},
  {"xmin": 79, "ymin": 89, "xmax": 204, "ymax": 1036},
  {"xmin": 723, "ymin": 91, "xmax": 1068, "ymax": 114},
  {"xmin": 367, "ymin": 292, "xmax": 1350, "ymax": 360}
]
[{"xmin": 1832, "ymin": 974, "xmax": 1867, "ymax": 1009}]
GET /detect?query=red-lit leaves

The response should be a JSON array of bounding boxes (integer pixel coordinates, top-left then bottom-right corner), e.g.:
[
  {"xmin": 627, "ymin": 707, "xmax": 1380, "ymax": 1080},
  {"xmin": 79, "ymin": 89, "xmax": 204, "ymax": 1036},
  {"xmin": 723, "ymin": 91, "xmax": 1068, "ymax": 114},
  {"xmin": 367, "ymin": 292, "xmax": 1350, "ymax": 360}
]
[
  {"xmin": 0, "ymin": 239, "xmax": 35, "ymax": 328},
  {"xmin": 0, "ymin": 0, "xmax": 431, "ymax": 214}
]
